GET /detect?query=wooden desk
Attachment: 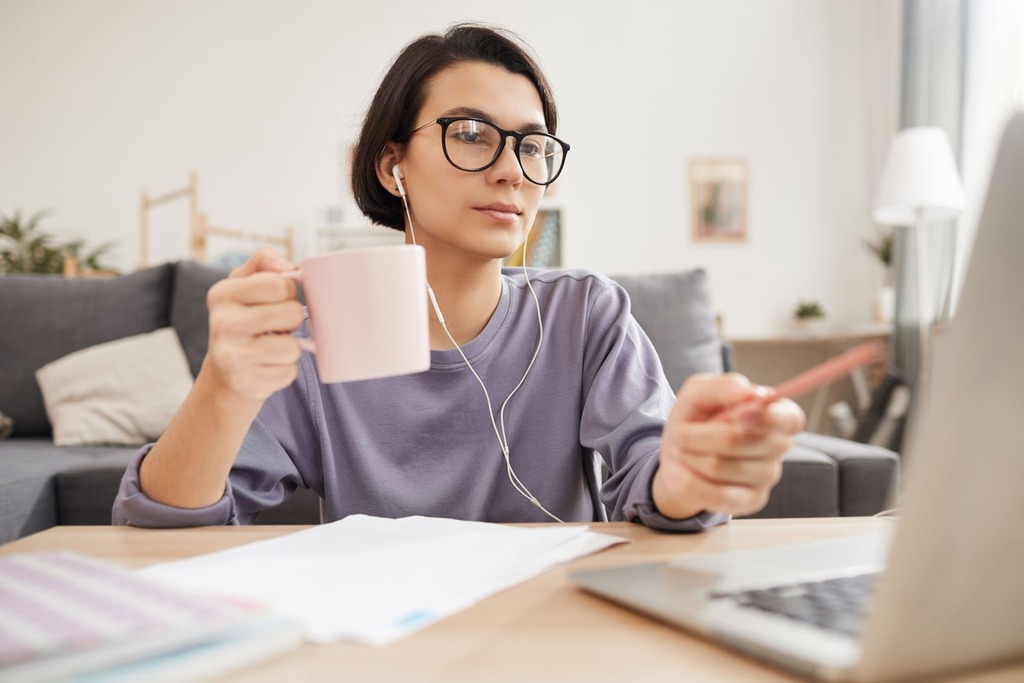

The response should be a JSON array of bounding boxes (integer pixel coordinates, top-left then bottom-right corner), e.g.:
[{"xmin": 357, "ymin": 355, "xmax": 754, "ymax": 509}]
[{"xmin": 3, "ymin": 520, "xmax": 1021, "ymax": 683}]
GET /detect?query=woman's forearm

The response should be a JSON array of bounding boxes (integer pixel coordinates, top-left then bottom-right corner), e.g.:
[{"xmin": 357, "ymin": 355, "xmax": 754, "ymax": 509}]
[{"xmin": 138, "ymin": 369, "xmax": 265, "ymax": 509}]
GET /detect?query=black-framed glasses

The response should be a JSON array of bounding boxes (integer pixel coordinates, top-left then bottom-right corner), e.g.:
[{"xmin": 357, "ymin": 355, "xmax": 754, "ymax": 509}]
[{"xmin": 409, "ymin": 117, "xmax": 569, "ymax": 186}]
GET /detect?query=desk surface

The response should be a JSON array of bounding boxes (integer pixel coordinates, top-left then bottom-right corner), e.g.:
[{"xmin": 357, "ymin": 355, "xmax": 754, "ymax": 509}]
[{"xmin": 3, "ymin": 519, "xmax": 1021, "ymax": 683}]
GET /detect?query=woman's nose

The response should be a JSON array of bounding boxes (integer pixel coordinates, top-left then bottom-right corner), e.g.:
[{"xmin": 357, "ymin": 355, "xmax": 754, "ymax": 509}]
[{"xmin": 487, "ymin": 136, "xmax": 525, "ymax": 184}]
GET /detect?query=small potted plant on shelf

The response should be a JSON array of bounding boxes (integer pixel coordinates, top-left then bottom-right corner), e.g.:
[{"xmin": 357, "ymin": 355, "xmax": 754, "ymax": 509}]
[
  {"xmin": 863, "ymin": 231, "xmax": 894, "ymax": 323},
  {"xmin": 793, "ymin": 300, "xmax": 826, "ymax": 334}
]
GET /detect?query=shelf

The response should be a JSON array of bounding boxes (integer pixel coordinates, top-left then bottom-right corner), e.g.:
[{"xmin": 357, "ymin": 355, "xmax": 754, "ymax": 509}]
[{"xmin": 317, "ymin": 227, "xmax": 404, "ymax": 252}]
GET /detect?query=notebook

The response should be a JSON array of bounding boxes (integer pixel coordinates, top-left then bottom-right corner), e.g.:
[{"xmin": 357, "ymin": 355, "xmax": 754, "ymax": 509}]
[
  {"xmin": 570, "ymin": 111, "xmax": 1024, "ymax": 682},
  {"xmin": 0, "ymin": 551, "xmax": 302, "ymax": 683}
]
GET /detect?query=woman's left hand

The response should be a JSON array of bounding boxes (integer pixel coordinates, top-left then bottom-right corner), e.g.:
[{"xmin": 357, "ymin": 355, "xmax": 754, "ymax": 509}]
[{"xmin": 652, "ymin": 373, "xmax": 806, "ymax": 519}]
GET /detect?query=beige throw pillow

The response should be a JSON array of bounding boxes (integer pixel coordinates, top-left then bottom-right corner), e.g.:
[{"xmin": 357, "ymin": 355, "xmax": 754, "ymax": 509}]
[{"xmin": 36, "ymin": 328, "xmax": 194, "ymax": 446}]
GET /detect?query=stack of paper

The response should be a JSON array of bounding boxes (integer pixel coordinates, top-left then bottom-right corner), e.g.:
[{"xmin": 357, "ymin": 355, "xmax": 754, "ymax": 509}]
[
  {"xmin": 142, "ymin": 515, "xmax": 627, "ymax": 645},
  {"xmin": 0, "ymin": 552, "xmax": 302, "ymax": 683}
]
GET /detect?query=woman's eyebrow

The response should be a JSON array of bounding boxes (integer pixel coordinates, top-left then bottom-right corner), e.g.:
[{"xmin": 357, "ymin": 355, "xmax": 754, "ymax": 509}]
[{"xmin": 441, "ymin": 106, "xmax": 548, "ymax": 133}]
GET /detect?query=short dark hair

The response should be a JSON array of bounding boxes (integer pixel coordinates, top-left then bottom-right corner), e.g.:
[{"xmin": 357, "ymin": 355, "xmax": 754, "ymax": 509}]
[{"xmin": 351, "ymin": 23, "xmax": 559, "ymax": 231}]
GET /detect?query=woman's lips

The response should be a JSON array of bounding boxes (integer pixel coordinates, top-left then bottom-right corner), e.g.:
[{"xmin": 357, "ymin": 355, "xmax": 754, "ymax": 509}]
[{"xmin": 475, "ymin": 204, "xmax": 521, "ymax": 224}]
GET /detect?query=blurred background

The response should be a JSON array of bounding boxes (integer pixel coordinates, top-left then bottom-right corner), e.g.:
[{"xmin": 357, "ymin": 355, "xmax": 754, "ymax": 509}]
[{"xmin": 0, "ymin": 0, "xmax": 1020, "ymax": 339}]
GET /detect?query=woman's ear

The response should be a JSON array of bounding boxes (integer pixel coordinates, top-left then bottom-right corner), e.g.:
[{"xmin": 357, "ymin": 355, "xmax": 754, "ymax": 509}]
[{"xmin": 375, "ymin": 144, "xmax": 403, "ymax": 197}]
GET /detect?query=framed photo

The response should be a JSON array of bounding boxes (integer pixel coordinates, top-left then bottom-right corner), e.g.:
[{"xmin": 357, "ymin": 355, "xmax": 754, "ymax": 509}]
[
  {"xmin": 505, "ymin": 208, "xmax": 561, "ymax": 268},
  {"xmin": 690, "ymin": 159, "xmax": 749, "ymax": 243}
]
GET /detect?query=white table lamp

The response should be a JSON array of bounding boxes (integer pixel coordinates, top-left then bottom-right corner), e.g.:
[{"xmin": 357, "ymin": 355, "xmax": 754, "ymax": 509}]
[{"xmin": 873, "ymin": 126, "xmax": 965, "ymax": 387}]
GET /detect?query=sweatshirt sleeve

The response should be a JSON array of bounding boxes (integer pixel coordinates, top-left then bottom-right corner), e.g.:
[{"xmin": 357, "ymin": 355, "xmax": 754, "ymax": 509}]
[
  {"xmin": 112, "ymin": 356, "xmax": 321, "ymax": 528},
  {"xmin": 579, "ymin": 278, "xmax": 730, "ymax": 532},
  {"xmin": 112, "ymin": 443, "xmax": 237, "ymax": 527}
]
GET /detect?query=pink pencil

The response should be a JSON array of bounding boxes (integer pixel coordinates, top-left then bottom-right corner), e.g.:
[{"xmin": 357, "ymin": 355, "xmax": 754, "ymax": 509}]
[{"xmin": 713, "ymin": 341, "xmax": 885, "ymax": 421}]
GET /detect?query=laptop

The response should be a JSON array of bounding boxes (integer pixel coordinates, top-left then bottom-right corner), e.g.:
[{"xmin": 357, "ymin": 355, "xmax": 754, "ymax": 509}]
[{"xmin": 570, "ymin": 112, "xmax": 1024, "ymax": 682}]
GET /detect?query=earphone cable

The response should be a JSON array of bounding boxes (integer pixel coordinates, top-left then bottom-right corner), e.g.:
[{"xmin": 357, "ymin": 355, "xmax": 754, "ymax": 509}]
[{"xmin": 400, "ymin": 191, "xmax": 563, "ymax": 522}]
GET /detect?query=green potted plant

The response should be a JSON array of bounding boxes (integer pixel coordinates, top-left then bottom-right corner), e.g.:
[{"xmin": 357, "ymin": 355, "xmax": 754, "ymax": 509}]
[
  {"xmin": 863, "ymin": 232, "xmax": 893, "ymax": 279},
  {"xmin": 863, "ymin": 231, "xmax": 894, "ymax": 323},
  {"xmin": 794, "ymin": 300, "xmax": 826, "ymax": 333},
  {"xmin": 0, "ymin": 210, "xmax": 117, "ymax": 276}
]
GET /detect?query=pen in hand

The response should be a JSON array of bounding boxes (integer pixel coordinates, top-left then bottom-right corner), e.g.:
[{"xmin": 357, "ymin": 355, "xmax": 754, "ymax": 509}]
[{"xmin": 712, "ymin": 342, "xmax": 885, "ymax": 423}]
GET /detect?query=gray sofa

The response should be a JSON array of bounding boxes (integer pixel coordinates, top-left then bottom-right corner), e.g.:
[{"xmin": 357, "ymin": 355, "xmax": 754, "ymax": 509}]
[{"xmin": 0, "ymin": 263, "xmax": 899, "ymax": 543}]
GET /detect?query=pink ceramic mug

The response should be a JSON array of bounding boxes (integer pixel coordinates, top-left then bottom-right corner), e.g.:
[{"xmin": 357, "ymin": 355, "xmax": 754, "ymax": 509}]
[{"xmin": 285, "ymin": 245, "xmax": 430, "ymax": 383}]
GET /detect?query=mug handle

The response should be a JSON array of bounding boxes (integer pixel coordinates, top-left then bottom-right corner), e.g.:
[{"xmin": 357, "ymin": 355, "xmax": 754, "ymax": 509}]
[{"xmin": 283, "ymin": 271, "xmax": 316, "ymax": 354}]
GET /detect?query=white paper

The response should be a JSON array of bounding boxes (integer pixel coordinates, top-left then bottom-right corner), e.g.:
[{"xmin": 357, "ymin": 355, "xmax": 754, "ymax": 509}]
[{"xmin": 140, "ymin": 515, "xmax": 626, "ymax": 645}]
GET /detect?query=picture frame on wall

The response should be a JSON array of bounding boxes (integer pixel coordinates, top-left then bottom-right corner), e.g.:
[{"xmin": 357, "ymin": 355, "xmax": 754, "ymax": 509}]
[
  {"xmin": 690, "ymin": 158, "xmax": 748, "ymax": 243},
  {"xmin": 505, "ymin": 208, "xmax": 561, "ymax": 268}
]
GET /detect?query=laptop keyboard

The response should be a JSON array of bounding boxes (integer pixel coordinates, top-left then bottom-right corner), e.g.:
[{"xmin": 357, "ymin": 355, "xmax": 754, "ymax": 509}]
[{"xmin": 709, "ymin": 572, "xmax": 881, "ymax": 638}]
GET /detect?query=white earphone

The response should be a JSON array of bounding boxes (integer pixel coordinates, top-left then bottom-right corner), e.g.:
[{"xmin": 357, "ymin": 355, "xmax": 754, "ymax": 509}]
[
  {"xmin": 391, "ymin": 164, "xmax": 560, "ymax": 522},
  {"xmin": 392, "ymin": 164, "xmax": 406, "ymax": 198}
]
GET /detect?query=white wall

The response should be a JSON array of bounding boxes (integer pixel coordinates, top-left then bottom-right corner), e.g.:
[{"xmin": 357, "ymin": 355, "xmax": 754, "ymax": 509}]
[{"xmin": 0, "ymin": 0, "xmax": 901, "ymax": 337}]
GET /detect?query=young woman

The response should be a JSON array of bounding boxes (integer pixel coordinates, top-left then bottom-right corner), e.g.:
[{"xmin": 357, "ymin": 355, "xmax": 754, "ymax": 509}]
[{"xmin": 114, "ymin": 24, "xmax": 803, "ymax": 531}]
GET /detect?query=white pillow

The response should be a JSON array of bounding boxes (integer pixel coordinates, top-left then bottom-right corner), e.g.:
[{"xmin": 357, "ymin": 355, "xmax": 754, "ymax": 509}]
[{"xmin": 36, "ymin": 328, "xmax": 194, "ymax": 446}]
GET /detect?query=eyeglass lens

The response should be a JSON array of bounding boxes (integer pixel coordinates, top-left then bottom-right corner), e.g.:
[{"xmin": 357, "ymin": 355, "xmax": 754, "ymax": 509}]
[{"xmin": 443, "ymin": 119, "xmax": 565, "ymax": 185}]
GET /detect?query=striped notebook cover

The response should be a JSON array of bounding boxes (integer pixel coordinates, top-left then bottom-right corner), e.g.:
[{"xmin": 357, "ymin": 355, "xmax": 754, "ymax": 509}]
[{"xmin": 0, "ymin": 551, "xmax": 301, "ymax": 683}]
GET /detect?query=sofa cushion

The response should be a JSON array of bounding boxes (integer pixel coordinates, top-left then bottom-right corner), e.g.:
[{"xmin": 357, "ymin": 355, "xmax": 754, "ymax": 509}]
[
  {"xmin": 171, "ymin": 261, "xmax": 231, "ymax": 376},
  {"xmin": 0, "ymin": 439, "xmax": 138, "ymax": 543},
  {"xmin": 610, "ymin": 270, "xmax": 724, "ymax": 391},
  {"xmin": 794, "ymin": 432, "xmax": 900, "ymax": 516},
  {"xmin": 54, "ymin": 468, "xmax": 128, "ymax": 526},
  {"xmin": 0, "ymin": 264, "xmax": 174, "ymax": 437},
  {"xmin": 741, "ymin": 445, "xmax": 840, "ymax": 518},
  {"xmin": 36, "ymin": 328, "xmax": 194, "ymax": 446}
]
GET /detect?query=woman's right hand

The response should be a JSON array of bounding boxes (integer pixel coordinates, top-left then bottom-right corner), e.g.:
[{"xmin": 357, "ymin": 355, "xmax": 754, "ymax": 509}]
[{"xmin": 201, "ymin": 247, "xmax": 307, "ymax": 404}]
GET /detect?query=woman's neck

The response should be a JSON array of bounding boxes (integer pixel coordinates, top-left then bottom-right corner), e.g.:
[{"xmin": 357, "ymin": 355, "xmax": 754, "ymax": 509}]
[{"xmin": 423, "ymin": 252, "xmax": 504, "ymax": 350}]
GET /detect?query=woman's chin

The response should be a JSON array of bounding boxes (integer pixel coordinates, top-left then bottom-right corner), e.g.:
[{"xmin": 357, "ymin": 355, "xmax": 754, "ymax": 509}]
[{"xmin": 473, "ymin": 232, "xmax": 529, "ymax": 261}]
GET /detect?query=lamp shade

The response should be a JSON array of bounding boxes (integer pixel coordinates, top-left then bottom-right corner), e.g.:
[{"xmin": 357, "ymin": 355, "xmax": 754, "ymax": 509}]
[{"xmin": 873, "ymin": 126, "xmax": 965, "ymax": 226}]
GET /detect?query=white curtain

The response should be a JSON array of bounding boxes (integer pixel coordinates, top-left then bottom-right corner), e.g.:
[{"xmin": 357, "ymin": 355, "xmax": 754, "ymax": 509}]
[
  {"xmin": 887, "ymin": 0, "xmax": 1023, "ymax": 453},
  {"xmin": 891, "ymin": 0, "xmax": 967, "ymax": 401}
]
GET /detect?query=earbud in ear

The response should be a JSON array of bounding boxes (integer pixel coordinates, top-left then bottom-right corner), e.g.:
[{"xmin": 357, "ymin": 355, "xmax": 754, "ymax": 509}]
[{"xmin": 392, "ymin": 165, "xmax": 406, "ymax": 198}]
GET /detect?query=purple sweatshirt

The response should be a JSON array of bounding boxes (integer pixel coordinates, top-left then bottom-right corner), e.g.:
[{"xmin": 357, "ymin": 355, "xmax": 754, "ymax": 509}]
[{"xmin": 113, "ymin": 268, "xmax": 728, "ymax": 532}]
